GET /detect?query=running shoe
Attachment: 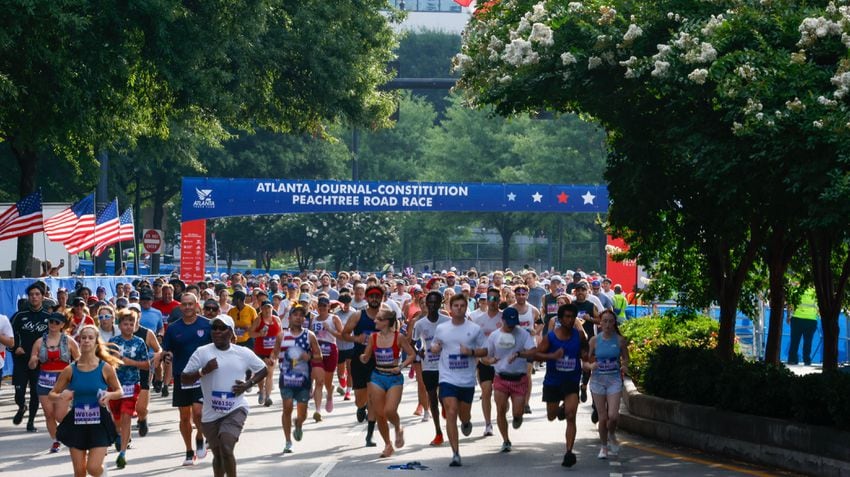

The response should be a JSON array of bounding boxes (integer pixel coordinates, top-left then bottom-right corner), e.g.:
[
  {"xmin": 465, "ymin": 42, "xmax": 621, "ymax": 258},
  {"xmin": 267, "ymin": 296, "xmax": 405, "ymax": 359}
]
[
  {"xmin": 579, "ymin": 386, "xmax": 587, "ymax": 403},
  {"xmin": 408, "ymin": 367, "xmax": 415, "ymax": 379},
  {"xmin": 152, "ymin": 380, "xmax": 162, "ymax": 393},
  {"xmin": 609, "ymin": 434, "xmax": 620, "ymax": 456},
  {"xmin": 114, "ymin": 435, "xmax": 122, "ymax": 452},
  {"xmin": 449, "ymin": 453, "xmax": 462, "ymax": 467},
  {"xmin": 523, "ymin": 404, "xmax": 531, "ymax": 415},
  {"xmin": 12, "ymin": 407, "xmax": 24, "ymax": 425},
  {"xmin": 138, "ymin": 419, "xmax": 149, "ymax": 437},
  {"xmin": 591, "ymin": 407, "xmax": 599, "ymax": 424},
  {"xmin": 26, "ymin": 422, "xmax": 37, "ymax": 432},
  {"xmin": 183, "ymin": 451, "xmax": 196, "ymax": 466},
  {"xmin": 265, "ymin": 397, "xmax": 273, "ymax": 407},
  {"xmin": 356, "ymin": 406, "xmax": 367, "ymax": 423},
  {"xmin": 483, "ymin": 423, "xmax": 494, "ymax": 436},
  {"xmin": 461, "ymin": 421, "xmax": 472, "ymax": 437},
  {"xmin": 313, "ymin": 411, "xmax": 322, "ymax": 422},
  {"xmin": 422, "ymin": 410, "xmax": 430, "ymax": 422},
  {"xmin": 325, "ymin": 399, "xmax": 333, "ymax": 413},
  {"xmin": 557, "ymin": 404, "xmax": 566, "ymax": 421},
  {"xmin": 196, "ymin": 439, "xmax": 207, "ymax": 459},
  {"xmin": 512, "ymin": 416, "xmax": 523, "ymax": 429},
  {"xmin": 562, "ymin": 451, "xmax": 577, "ymax": 467},
  {"xmin": 258, "ymin": 393, "xmax": 265, "ymax": 405},
  {"xmin": 430, "ymin": 433, "xmax": 444, "ymax": 446},
  {"xmin": 161, "ymin": 385, "xmax": 169, "ymax": 398},
  {"xmin": 500, "ymin": 441, "xmax": 512, "ymax": 453},
  {"xmin": 336, "ymin": 386, "xmax": 345, "ymax": 396},
  {"xmin": 413, "ymin": 404, "xmax": 423, "ymax": 416},
  {"xmin": 49, "ymin": 441, "xmax": 61, "ymax": 453},
  {"xmin": 116, "ymin": 452, "xmax": 126, "ymax": 469},
  {"xmin": 343, "ymin": 390, "xmax": 351, "ymax": 401},
  {"xmin": 283, "ymin": 441, "xmax": 293, "ymax": 453},
  {"xmin": 365, "ymin": 439, "xmax": 377, "ymax": 447},
  {"xmin": 597, "ymin": 445, "xmax": 608, "ymax": 459},
  {"xmin": 294, "ymin": 424, "xmax": 303, "ymax": 442}
]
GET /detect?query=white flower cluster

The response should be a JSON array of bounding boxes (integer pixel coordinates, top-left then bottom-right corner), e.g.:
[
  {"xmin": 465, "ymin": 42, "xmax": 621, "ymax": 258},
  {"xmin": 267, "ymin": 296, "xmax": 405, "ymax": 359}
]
[
  {"xmin": 619, "ymin": 56, "xmax": 639, "ymax": 78},
  {"xmin": 736, "ymin": 64, "xmax": 756, "ymax": 80},
  {"xmin": 623, "ymin": 23, "xmax": 643, "ymax": 43},
  {"xmin": 798, "ymin": 16, "xmax": 842, "ymax": 46},
  {"xmin": 688, "ymin": 68, "xmax": 709, "ymax": 84},
  {"xmin": 588, "ymin": 56, "xmax": 603, "ymax": 69},
  {"xmin": 818, "ymin": 95, "xmax": 839, "ymax": 106},
  {"xmin": 651, "ymin": 61, "xmax": 670, "ymax": 77},
  {"xmin": 684, "ymin": 41, "xmax": 718, "ymax": 64},
  {"xmin": 598, "ymin": 5, "xmax": 617, "ymax": 25},
  {"xmin": 785, "ymin": 97, "xmax": 805, "ymax": 112},
  {"xmin": 813, "ymin": 120, "xmax": 824, "ymax": 128},
  {"xmin": 452, "ymin": 53, "xmax": 473, "ymax": 74},
  {"xmin": 530, "ymin": 22, "xmax": 554, "ymax": 46},
  {"xmin": 488, "ymin": 35, "xmax": 504, "ymax": 61},
  {"xmin": 743, "ymin": 98, "xmax": 763, "ymax": 115},
  {"xmin": 701, "ymin": 14, "xmax": 726, "ymax": 36},
  {"xmin": 667, "ymin": 12, "xmax": 683, "ymax": 22},
  {"xmin": 503, "ymin": 39, "xmax": 539, "ymax": 66},
  {"xmin": 530, "ymin": 2, "xmax": 548, "ymax": 22},
  {"xmin": 790, "ymin": 50, "xmax": 807, "ymax": 64},
  {"xmin": 831, "ymin": 71, "xmax": 850, "ymax": 98},
  {"xmin": 561, "ymin": 52, "xmax": 578, "ymax": 65},
  {"xmin": 568, "ymin": 2, "xmax": 584, "ymax": 14}
]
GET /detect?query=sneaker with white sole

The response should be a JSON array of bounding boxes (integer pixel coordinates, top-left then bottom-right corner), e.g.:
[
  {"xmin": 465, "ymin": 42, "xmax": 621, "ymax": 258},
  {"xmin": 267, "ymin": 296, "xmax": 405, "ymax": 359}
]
[
  {"xmin": 597, "ymin": 445, "xmax": 608, "ymax": 459},
  {"xmin": 461, "ymin": 421, "xmax": 472, "ymax": 437},
  {"xmin": 195, "ymin": 440, "xmax": 207, "ymax": 459},
  {"xmin": 183, "ymin": 451, "xmax": 196, "ymax": 466},
  {"xmin": 283, "ymin": 441, "xmax": 293, "ymax": 454},
  {"xmin": 500, "ymin": 441, "xmax": 512, "ymax": 453},
  {"xmin": 422, "ymin": 410, "xmax": 430, "ymax": 422},
  {"xmin": 483, "ymin": 423, "xmax": 493, "ymax": 436}
]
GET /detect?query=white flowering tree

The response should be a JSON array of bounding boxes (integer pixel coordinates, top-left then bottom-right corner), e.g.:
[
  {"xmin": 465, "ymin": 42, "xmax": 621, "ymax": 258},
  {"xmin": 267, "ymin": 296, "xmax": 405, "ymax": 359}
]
[{"xmin": 456, "ymin": 0, "xmax": 850, "ymax": 369}]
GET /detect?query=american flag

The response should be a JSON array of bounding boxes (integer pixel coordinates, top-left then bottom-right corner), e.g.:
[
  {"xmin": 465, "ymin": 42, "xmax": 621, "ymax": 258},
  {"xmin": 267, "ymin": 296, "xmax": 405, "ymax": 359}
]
[
  {"xmin": 0, "ymin": 191, "xmax": 44, "ymax": 242},
  {"xmin": 93, "ymin": 199, "xmax": 121, "ymax": 257},
  {"xmin": 44, "ymin": 193, "xmax": 95, "ymax": 250},
  {"xmin": 118, "ymin": 208, "xmax": 135, "ymax": 243}
]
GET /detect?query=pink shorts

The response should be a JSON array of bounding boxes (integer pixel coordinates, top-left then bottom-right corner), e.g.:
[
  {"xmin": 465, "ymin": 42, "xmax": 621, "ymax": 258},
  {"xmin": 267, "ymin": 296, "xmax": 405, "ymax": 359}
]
[{"xmin": 493, "ymin": 374, "xmax": 529, "ymax": 399}]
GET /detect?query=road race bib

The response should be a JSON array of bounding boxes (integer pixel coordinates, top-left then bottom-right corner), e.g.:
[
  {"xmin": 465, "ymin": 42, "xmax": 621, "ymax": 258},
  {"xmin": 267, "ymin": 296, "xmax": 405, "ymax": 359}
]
[
  {"xmin": 122, "ymin": 384, "xmax": 137, "ymax": 398},
  {"xmin": 283, "ymin": 372, "xmax": 305, "ymax": 388},
  {"xmin": 211, "ymin": 391, "xmax": 236, "ymax": 413},
  {"xmin": 555, "ymin": 357, "xmax": 577, "ymax": 372},
  {"xmin": 320, "ymin": 342, "xmax": 332, "ymax": 356},
  {"xmin": 235, "ymin": 328, "xmax": 246, "ymax": 337},
  {"xmin": 263, "ymin": 336, "xmax": 276, "ymax": 350},
  {"xmin": 74, "ymin": 403, "xmax": 101, "ymax": 425},
  {"xmin": 597, "ymin": 358, "xmax": 619, "ymax": 372},
  {"xmin": 375, "ymin": 348, "xmax": 394, "ymax": 366},
  {"xmin": 448, "ymin": 354, "xmax": 469, "ymax": 370},
  {"xmin": 547, "ymin": 303, "xmax": 558, "ymax": 315},
  {"xmin": 38, "ymin": 371, "xmax": 58, "ymax": 389},
  {"xmin": 425, "ymin": 350, "xmax": 439, "ymax": 364}
]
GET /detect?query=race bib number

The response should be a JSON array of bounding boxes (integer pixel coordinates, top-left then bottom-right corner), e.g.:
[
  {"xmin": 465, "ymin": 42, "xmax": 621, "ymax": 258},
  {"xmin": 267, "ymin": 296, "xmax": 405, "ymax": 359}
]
[
  {"xmin": 211, "ymin": 391, "xmax": 236, "ymax": 413},
  {"xmin": 375, "ymin": 348, "xmax": 394, "ymax": 366},
  {"xmin": 38, "ymin": 371, "xmax": 58, "ymax": 389},
  {"xmin": 263, "ymin": 336, "xmax": 276, "ymax": 350},
  {"xmin": 547, "ymin": 303, "xmax": 558, "ymax": 315},
  {"xmin": 74, "ymin": 403, "xmax": 101, "ymax": 425},
  {"xmin": 283, "ymin": 372, "xmax": 305, "ymax": 388},
  {"xmin": 320, "ymin": 342, "xmax": 332, "ymax": 356},
  {"xmin": 555, "ymin": 357, "xmax": 577, "ymax": 372},
  {"xmin": 448, "ymin": 354, "xmax": 469, "ymax": 370},
  {"xmin": 235, "ymin": 328, "xmax": 246, "ymax": 337},
  {"xmin": 122, "ymin": 384, "xmax": 137, "ymax": 398},
  {"xmin": 597, "ymin": 358, "xmax": 619, "ymax": 372}
]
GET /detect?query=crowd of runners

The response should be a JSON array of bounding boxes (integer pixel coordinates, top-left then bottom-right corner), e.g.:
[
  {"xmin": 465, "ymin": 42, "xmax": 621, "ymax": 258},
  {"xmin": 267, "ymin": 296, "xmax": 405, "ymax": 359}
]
[{"xmin": 1, "ymin": 267, "xmax": 630, "ymax": 476}]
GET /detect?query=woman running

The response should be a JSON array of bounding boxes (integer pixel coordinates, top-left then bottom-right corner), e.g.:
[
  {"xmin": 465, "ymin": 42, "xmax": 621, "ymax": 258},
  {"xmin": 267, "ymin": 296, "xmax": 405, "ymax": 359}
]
[
  {"xmin": 310, "ymin": 296, "xmax": 343, "ymax": 419},
  {"xmin": 273, "ymin": 306, "xmax": 321, "ymax": 454},
  {"xmin": 68, "ymin": 297, "xmax": 96, "ymax": 338},
  {"xmin": 588, "ymin": 310, "xmax": 630, "ymax": 459},
  {"xmin": 334, "ymin": 293, "xmax": 356, "ymax": 401},
  {"xmin": 29, "ymin": 312, "xmax": 80, "ymax": 453},
  {"xmin": 51, "ymin": 325, "xmax": 124, "ymax": 477},
  {"xmin": 359, "ymin": 306, "xmax": 416, "ymax": 458},
  {"xmin": 250, "ymin": 300, "xmax": 281, "ymax": 407}
]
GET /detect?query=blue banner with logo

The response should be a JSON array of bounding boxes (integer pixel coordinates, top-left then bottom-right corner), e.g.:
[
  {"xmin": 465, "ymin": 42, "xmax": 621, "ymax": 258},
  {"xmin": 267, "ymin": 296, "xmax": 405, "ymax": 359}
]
[{"xmin": 182, "ymin": 178, "xmax": 609, "ymax": 221}]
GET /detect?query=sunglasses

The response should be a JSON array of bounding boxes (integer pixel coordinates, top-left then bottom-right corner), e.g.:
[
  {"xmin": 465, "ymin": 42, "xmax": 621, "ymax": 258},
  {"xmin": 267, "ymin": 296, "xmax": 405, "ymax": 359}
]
[
  {"xmin": 211, "ymin": 325, "xmax": 230, "ymax": 331},
  {"xmin": 48, "ymin": 320, "xmax": 63, "ymax": 325},
  {"xmin": 99, "ymin": 314, "xmax": 113, "ymax": 319},
  {"xmin": 203, "ymin": 306, "xmax": 219, "ymax": 311}
]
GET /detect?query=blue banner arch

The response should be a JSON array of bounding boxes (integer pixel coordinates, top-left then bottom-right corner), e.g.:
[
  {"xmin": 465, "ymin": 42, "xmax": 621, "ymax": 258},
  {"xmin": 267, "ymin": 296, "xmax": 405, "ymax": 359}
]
[{"xmin": 181, "ymin": 178, "xmax": 608, "ymax": 221}]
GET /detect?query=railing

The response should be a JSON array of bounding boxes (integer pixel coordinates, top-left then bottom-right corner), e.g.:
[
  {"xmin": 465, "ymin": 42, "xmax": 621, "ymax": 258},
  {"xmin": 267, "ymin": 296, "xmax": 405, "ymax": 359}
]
[{"xmin": 389, "ymin": 0, "xmax": 465, "ymax": 12}]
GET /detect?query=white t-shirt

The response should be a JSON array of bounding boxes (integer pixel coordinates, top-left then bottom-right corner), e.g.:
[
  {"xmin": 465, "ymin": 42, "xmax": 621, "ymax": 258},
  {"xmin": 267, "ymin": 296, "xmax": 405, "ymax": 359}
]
[
  {"xmin": 183, "ymin": 343, "xmax": 266, "ymax": 423},
  {"xmin": 351, "ymin": 299, "xmax": 368, "ymax": 311},
  {"xmin": 487, "ymin": 327, "xmax": 536, "ymax": 375},
  {"xmin": 0, "ymin": 314, "xmax": 11, "ymax": 368},
  {"xmin": 470, "ymin": 309, "xmax": 502, "ymax": 338},
  {"xmin": 412, "ymin": 314, "xmax": 450, "ymax": 372},
  {"xmin": 433, "ymin": 320, "xmax": 485, "ymax": 388},
  {"xmin": 390, "ymin": 292, "xmax": 411, "ymax": 309}
]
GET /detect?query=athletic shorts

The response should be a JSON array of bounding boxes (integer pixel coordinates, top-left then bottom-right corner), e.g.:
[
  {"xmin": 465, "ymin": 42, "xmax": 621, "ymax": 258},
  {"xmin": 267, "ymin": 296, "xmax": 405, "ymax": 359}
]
[
  {"xmin": 439, "ymin": 383, "xmax": 475, "ymax": 404},
  {"xmin": 350, "ymin": 348, "xmax": 374, "ymax": 390},
  {"xmin": 139, "ymin": 369, "xmax": 151, "ymax": 391},
  {"xmin": 370, "ymin": 371, "xmax": 403, "ymax": 391},
  {"xmin": 542, "ymin": 381, "xmax": 580, "ymax": 403},
  {"xmin": 494, "ymin": 374, "xmax": 529, "ymax": 399},
  {"xmin": 109, "ymin": 384, "xmax": 140, "ymax": 417},
  {"xmin": 313, "ymin": 343, "xmax": 338, "ymax": 373},
  {"xmin": 172, "ymin": 378, "xmax": 204, "ymax": 408},
  {"xmin": 281, "ymin": 385, "xmax": 311, "ymax": 404},
  {"xmin": 337, "ymin": 347, "xmax": 356, "ymax": 364},
  {"xmin": 37, "ymin": 370, "xmax": 61, "ymax": 396},
  {"xmin": 201, "ymin": 407, "xmax": 248, "ymax": 448},
  {"xmin": 477, "ymin": 362, "xmax": 495, "ymax": 383},
  {"xmin": 421, "ymin": 370, "xmax": 439, "ymax": 392},
  {"xmin": 590, "ymin": 373, "xmax": 623, "ymax": 396}
]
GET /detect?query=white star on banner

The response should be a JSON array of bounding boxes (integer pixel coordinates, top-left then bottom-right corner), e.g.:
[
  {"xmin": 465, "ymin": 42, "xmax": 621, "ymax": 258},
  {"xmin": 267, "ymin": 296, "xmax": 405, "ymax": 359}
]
[
  {"xmin": 507, "ymin": 192, "xmax": 516, "ymax": 201},
  {"xmin": 532, "ymin": 192, "xmax": 543, "ymax": 203},
  {"xmin": 582, "ymin": 191, "xmax": 596, "ymax": 204}
]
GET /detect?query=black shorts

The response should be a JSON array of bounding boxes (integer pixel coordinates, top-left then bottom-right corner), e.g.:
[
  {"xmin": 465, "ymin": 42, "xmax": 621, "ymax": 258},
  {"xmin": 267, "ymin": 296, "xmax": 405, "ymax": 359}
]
[
  {"xmin": 350, "ymin": 346, "xmax": 374, "ymax": 390},
  {"xmin": 421, "ymin": 370, "xmax": 439, "ymax": 391},
  {"xmin": 337, "ymin": 348, "xmax": 356, "ymax": 364},
  {"xmin": 477, "ymin": 362, "xmax": 495, "ymax": 383},
  {"xmin": 542, "ymin": 381, "xmax": 580, "ymax": 403},
  {"xmin": 172, "ymin": 377, "xmax": 204, "ymax": 408},
  {"xmin": 139, "ymin": 369, "xmax": 150, "ymax": 391}
]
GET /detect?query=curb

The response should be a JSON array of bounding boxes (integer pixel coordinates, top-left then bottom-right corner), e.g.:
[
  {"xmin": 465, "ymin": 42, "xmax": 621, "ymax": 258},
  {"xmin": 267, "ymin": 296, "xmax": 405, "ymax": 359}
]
[{"xmin": 620, "ymin": 378, "xmax": 850, "ymax": 476}]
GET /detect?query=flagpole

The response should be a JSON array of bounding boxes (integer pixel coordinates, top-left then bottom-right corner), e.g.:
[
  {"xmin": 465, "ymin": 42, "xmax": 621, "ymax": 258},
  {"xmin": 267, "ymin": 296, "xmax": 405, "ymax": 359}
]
[{"xmin": 39, "ymin": 190, "xmax": 48, "ymax": 272}]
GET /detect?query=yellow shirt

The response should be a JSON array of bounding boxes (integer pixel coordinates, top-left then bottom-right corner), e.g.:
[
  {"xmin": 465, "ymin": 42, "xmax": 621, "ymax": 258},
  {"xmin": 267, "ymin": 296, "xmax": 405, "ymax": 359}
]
[{"xmin": 228, "ymin": 305, "xmax": 258, "ymax": 343}]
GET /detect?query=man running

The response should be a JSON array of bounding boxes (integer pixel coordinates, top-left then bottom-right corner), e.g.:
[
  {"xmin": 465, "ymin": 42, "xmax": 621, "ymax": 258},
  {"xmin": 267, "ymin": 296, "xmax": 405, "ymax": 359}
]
[
  {"xmin": 10, "ymin": 281, "xmax": 51, "ymax": 431},
  {"xmin": 163, "ymin": 293, "xmax": 211, "ymax": 466},
  {"xmin": 334, "ymin": 292, "xmax": 356, "ymax": 401},
  {"xmin": 470, "ymin": 287, "xmax": 503, "ymax": 437},
  {"xmin": 510, "ymin": 284, "xmax": 540, "ymax": 414},
  {"xmin": 183, "ymin": 314, "xmax": 268, "ymax": 477},
  {"xmin": 430, "ymin": 294, "xmax": 486, "ymax": 467},
  {"xmin": 412, "ymin": 291, "xmax": 450, "ymax": 445},
  {"xmin": 109, "ymin": 310, "xmax": 150, "ymax": 469}
]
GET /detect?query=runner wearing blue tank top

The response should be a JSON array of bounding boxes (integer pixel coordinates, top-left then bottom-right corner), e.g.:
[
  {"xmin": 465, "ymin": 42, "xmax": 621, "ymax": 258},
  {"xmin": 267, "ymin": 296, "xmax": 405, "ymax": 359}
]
[
  {"xmin": 535, "ymin": 303, "xmax": 588, "ymax": 468},
  {"xmin": 588, "ymin": 310, "xmax": 630, "ymax": 460}
]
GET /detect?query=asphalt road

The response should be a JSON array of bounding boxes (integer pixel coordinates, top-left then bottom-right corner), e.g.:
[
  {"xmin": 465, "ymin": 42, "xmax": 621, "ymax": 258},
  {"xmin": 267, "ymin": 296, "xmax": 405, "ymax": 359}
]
[{"xmin": 0, "ymin": 372, "xmax": 788, "ymax": 477}]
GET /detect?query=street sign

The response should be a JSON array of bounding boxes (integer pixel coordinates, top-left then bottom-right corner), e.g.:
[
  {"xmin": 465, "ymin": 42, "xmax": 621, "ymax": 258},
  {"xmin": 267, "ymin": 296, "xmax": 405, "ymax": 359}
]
[{"xmin": 142, "ymin": 229, "xmax": 164, "ymax": 254}]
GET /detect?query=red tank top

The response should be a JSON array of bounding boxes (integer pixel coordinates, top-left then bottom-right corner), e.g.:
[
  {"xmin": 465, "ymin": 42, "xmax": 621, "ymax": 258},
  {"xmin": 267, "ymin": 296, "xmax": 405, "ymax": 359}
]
[
  {"xmin": 41, "ymin": 347, "xmax": 70, "ymax": 372},
  {"xmin": 253, "ymin": 317, "xmax": 282, "ymax": 355}
]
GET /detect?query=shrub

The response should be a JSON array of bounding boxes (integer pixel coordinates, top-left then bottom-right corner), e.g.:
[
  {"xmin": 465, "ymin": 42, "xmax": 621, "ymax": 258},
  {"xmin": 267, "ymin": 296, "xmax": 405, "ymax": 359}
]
[
  {"xmin": 717, "ymin": 359, "xmax": 793, "ymax": 419},
  {"xmin": 643, "ymin": 345, "xmax": 721, "ymax": 406}
]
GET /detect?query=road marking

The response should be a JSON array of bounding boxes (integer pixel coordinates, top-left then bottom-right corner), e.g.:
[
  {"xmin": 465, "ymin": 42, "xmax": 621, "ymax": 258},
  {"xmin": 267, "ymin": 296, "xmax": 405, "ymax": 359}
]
[
  {"xmin": 623, "ymin": 440, "xmax": 777, "ymax": 477},
  {"xmin": 310, "ymin": 460, "xmax": 336, "ymax": 477},
  {"xmin": 610, "ymin": 473, "xmax": 623, "ymax": 477},
  {"xmin": 609, "ymin": 461, "xmax": 621, "ymax": 466}
]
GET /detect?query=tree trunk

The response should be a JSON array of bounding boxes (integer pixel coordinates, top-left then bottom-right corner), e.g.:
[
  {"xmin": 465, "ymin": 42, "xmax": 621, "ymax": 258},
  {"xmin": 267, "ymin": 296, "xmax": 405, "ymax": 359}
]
[
  {"xmin": 807, "ymin": 230, "xmax": 850, "ymax": 372},
  {"xmin": 763, "ymin": 228, "xmax": 799, "ymax": 365},
  {"xmin": 715, "ymin": 286, "xmax": 739, "ymax": 361},
  {"xmin": 151, "ymin": 184, "xmax": 165, "ymax": 274},
  {"xmin": 12, "ymin": 145, "xmax": 39, "ymax": 277}
]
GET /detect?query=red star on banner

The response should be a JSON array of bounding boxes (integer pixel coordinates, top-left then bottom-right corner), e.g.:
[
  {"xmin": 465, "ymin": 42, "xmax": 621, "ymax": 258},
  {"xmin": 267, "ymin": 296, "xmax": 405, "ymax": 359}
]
[{"xmin": 557, "ymin": 192, "xmax": 569, "ymax": 204}]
